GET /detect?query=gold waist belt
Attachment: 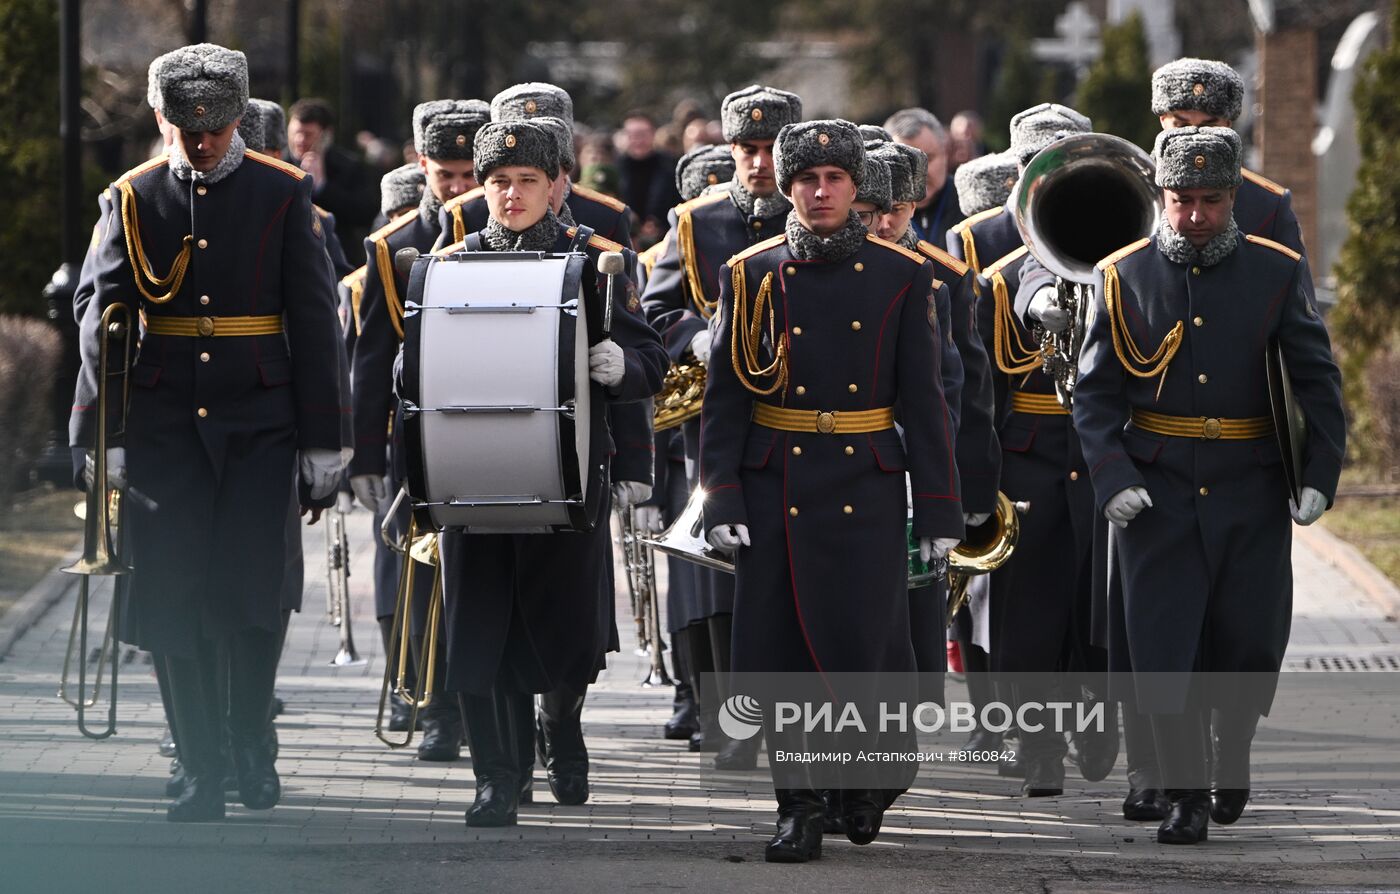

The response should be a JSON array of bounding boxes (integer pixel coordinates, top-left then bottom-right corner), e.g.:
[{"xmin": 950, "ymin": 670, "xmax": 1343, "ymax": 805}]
[
  {"xmin": 1010, "ymin": 392, "xmax": 1069, "ymax": 416},
  {"xmin": 1131, "ymin": 408, "xmax": 1273, "ymax": 441},
  {"xmin": 753, "ymin": 404, "xmax": 895, "ymax": 434},
  {"xmin": 145, "ymin": 314, "xmax": 284, "ymax": 337}
]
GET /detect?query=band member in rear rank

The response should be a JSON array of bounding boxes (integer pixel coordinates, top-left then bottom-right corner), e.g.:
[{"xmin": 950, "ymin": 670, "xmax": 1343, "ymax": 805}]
[
  {"xmin": 427, "ymin": 121, "xmax": 666, "ymax": 827},
  {"xmin": 1074, "ymin": 126, "xmax": 1344, "ymax": 844},
  {"xmin": 701, "ymin": 120, "xmax": 963, "ymax": 862},
  {"xmin": 350, "ymin": 99, "xmax": 491, "ymax": 760}
]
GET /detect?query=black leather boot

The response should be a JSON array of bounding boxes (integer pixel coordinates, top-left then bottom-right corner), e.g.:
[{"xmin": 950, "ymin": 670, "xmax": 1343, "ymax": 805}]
[
  {"xmin": 820, "ymin": 789, "xmax": 844, "ymax": 834},
  {"xmin": 1210, "ymin": 708, "xmax": 1258, "ymax": 825},
  {"xmin": 231, "ymin": 729, "xmax": 280, "ymax": 810},
  {"xmin": 1121, "ymin": 698, "xmax": 1168, "ymax": 820},
  {"xmin": 683, "ymin": 623, "xmax": 720, "ymax": 752},
  {"xmin": 1151, "ymin": 710, "xmax": 1209, "ymax": 843},
  {"xmin": 1158, "ymin": 789, "xmax": 1210, "ymax": 844},
  {"xmin": 538, "ymin": 687, "xmax": 589, "ymax": 805},
  {"xmin": 460, "ymin": 691, "xmax": 519, "ymax": 827},
  {"xmin": 765, "ymin": 789, "xmax": 824, "ymax": 863},
  {"xmin": 163, "ymin": 652, "xmax": 226, "ymax": 823},
  {"xmin": 165, "ymin": 759, "xmax": 188, "ymax": 798},
  {"xmin": 1071, "ymin": 692, "xmax": 1120, "ymax": 782},
  {"xmin": 510, "ymin": 692, "xmax": 535, "ymax": 805},
  {"xmin": 378, "ymin": 617, "xmax": 421, "ymax": 732},
  {"xmin": 1022, "ymin": 753, "xmax": 1066, "ymax": 797},
  {"xmin": 840, "ymin": 788, "xmax": 884, "ymax": 845},
  {"xmin": 714, "ymin": 730, "xmax": 761, "ymax": 770},
  {"xmin": 665, "ymin": 682, "xmax": 699, "ymax": 741},
  {"xmin": 415, "ymin": 688, "xmax": 463, "ymax": 760},
  {"xmin": 226, "ymin": 626, "xmax": 282, "ymax": 810}
]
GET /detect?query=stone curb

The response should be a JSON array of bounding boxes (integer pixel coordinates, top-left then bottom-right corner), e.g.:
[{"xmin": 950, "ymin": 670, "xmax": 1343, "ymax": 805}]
[
  {"xmin": 1297, "ymin": 522, "xmax": 1400, "ymax": 620},
  {"xmin": 0, "ymin": 546, "xmax": 81, "ymax": 660}
]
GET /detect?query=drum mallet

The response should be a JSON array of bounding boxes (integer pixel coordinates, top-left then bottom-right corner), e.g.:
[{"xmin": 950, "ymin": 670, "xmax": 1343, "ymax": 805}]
[{"xmin": 598, "ymin": 251, "xmax": 626, "ymax": 338}]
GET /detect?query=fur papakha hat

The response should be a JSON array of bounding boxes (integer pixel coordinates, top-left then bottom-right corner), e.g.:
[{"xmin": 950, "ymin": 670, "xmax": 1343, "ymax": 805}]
[
  {"xmin": 1151, "ymin": 58, "xmax": 1244, "ymax": 123},
  {"xmin": 491, "ymin": 82, "xmax": 574, "ymax": 126},
  {"xmin": 675, "ymin": 144, "xmax": 737, "ymax": 201},
  {"xmin": 473, "ymin": 120, "xmax": 560, "ymax": 182},
  {"xmin": 380, "ymin": 163, "xmax": 427, "ymax": 218},
  {"xmin": 414, "ymin": 99, "xmax": 491, "ymax": 161},
  {"xmin": 721, "ymin": 84, "xmax": 803, "ymax": 144},
  {"xmin": 774, "ymin": 119, "xmax": 865, "ymax": 194},
  {"xmin": 1153, "ymin": 126, "xmax": 1242, "ymax": 191},
  {"xmin": 153, "ymin": 43, "xmax": 249, "ymax": 132},
  {"xmin": 955, "ymin": 152, "xmax": 1020, "ymax": 217}
]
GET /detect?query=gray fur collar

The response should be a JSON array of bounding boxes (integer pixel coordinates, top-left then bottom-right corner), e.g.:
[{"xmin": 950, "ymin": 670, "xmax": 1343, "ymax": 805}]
[
  {"xmin": 168, "ymin": 131, "xmax": 246, "ymax": 185},
  {"xmin": 785, "ymin": 210, "xmax": 867, "ymax": 263},
  {"xmin": 482, "ymin": 208, "xmax": 562, "ymax": 252},
  {"xmin": 728, "ymin": 180, "xmax": 791, "ymax": 222},
  {"xmin": 557, "ymin": 197, "xmax": 577, "ymax": 227},
  {"xmin": 419, "ymin": 190, "xmax": 443, "ymax": 228},
  {"xmin": 1156, "ymin": 215, "xmax": 1239, "ymax": 267},
  {"xmin": 897, "ymin": 227, "xmax": 920, "ymax": 251}
]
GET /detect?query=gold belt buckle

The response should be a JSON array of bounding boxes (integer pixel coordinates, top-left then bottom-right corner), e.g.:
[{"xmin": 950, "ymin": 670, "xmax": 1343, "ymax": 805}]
[
  {"xmin": 196, "ymin": 316, "xmax": 215, "ymax": 337},
  {"xmin": 815, "ymin": 411, "xmax": 836, "ymax": 434},
  {"xmin": 1201, "ymin": 417, "xmax": 1222, "ymax": 440}
]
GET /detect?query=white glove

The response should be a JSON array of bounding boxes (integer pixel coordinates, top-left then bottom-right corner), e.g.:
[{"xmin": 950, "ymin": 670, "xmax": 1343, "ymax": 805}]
[
  {"xmin": 351, "ymin": 473, "xmax": 389, "ymax": 512},
  {"xmin": 706, "ymin": 524, "xmax": 751, "ymax": 552},
  {"xmin": 1290, "ymin": 486, "xmax": 1326, "ymax": 526},
  {"xmin": 589, "ymin": 339, "xmax": 626, "ymax": 388},
  {"xmin": 963, "ymin": 512, "xmax": 991, "ymax": 527},
  {"xmin": 335, "ymin": 490, "xmax": 355, "ymax": 514},
  {"xmin": 634, "ymin": 504, "xmax": 664, "ymax": 533},
  {"xmin": 1028, "ymin": 285, "xmax": 1070, "ymax": 333},
  {"xmin": 1105, "ymin": 486, "xmax": 1153, "ymax": 529},
  {"xmin": 611, "ymin": 480, "xmax": 653, "ymax": 511},
  {"xmin": 84, "ymin": 447, "xmax": 127, "ymax": 492},
  {"xmin": 299, "ymin": 448, "xmax": 345, "ymax": 500},
  {"xmin": 689, "ymin": 329, "xmax": 713, "ymax": 364},
  {"xmin": 919, "ymin": 536, "xmax": 961, "ymax": 563}
]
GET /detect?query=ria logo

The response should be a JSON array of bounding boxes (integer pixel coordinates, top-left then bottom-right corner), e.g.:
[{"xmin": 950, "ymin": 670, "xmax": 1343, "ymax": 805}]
[{"xmin": 718, "ymin": 694, "xmax": 763, "ymax": 741}]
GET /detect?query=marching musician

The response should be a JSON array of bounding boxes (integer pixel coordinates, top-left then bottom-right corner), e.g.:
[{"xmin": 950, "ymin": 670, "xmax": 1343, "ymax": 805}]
[
  {"xmin": 1073, "ymin": 126, "xmax": 1344, "ymax": 843},
  {"xmin": 429, "ymin": 120, "xmax": 666, "ymax": 827},
  {"xmin": 70, "ymin": 43, "xmax": 346, "ymax": 821},
  {"xmin": 700, "ymin": 119, "xmax": 963, "ymax": 862},
  {"xmin": 641, "ymin": 84, "xmax": 803, "ymax": 768}
]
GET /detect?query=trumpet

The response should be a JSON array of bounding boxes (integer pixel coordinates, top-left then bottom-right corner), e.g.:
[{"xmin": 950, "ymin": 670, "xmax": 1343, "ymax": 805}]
[
  {"xmin": 324, "ymin": 500, "xmax": 366, "ymax": 668},
  {"xmin": 614, "ymin": 504, "xmax": 671, "ymax": 687},
  {"xmin": 59, "ymin": 303, "xmax": 134, "ymax": 740},
  {"xmin": 373, "ymin": 487, "xmax": 444, "ymax": 748},
  {"xmin": 943, "ymin": 493, "xmax": 1029, "ymax": 629}
]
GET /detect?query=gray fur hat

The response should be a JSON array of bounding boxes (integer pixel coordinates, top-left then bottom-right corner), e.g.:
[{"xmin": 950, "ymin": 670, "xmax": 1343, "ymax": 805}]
[
  {"xmin": 251, "ymin": 99, "xmax": 287, "ymax": 153},
  {"xmin": 775, "ymin": 119, "xmax": 865, "ymax": 194},
  {"xmin": 146, "ymin": 55, "xmax": 163, "ymax": 109},
  {"xmin": 153, "ymin": 43, "xmax": 249, "ymax": 132},
  {"xmin": 721, "ymin": 85, "xmax": 803, "ymax": 143},
  {"xmin": 531, "ymin": 115, "xmax": 577, "ymax": 172},
  {"xmin": 1153, "ymin": 126, "xmax": 1242, "ymax": 191},
  {"xmin": 955, "ymin": 152, "xmax": 1020, "ymax": 216},
  {"xmin": 867, "ymin": 141, "xmax": 926, "ymax": 205},
  {"xmin": 856, "ymin": 156, "xmax": 893, "ymax": 214},
  {"xmin": 1151, "ymin": 58, "xmax": 1244, "ymax": 123},
  {"xmin": 858, "ymin": 124, "xmax": 893, "ymax": 142},
  {"xmin": 473, "ymin": 120, "xmax": 560, "ymax": 182},
  {"xmin": 414, "ymin": 99, "xmax": 491, "ymax": 161},
  {"xmin": 237, "ymin": 101, "xmax": 265, "ymax": 153},
  {"xmin": 675, "ymin": 144, "xmax": 736, "ymax": 201},
  {"xmin": 1008, "ymin": 102, "xmax": 1092, "ymax": 166},
  {"xmin": 380, "ymin": 163, "xmax": 427, "ymax": 217},
  {"xmin": 491, "ymin": 82, "xmax": 574, "ymax": 126}
]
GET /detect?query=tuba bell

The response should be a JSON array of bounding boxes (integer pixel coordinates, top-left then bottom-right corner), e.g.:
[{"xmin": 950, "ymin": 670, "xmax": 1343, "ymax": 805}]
[
  {"xmin": 1013, "ymin": 132, "xmax": 1160, "ymax": 408},
  {"xmin": 944, "ymin": 493, "xmax": 1029, "ymax": 629}
]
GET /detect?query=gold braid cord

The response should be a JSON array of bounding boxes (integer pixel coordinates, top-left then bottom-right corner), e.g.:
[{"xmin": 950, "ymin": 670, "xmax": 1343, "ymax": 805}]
[
  {"xmin": 119, "ymin": 181, "xmax": 192, "ymax": 304},
  {"xmin": 677, "ymin": 210, "xmax": 717, "ymax": 318},
  {"xmin": 374, "ymin": 238, "xmax": 406, "ymax": 340},
  {"xmin": 1102, "ymin": 264, "xmax": 1184, "ymax": 401},
  {"xmin": 990, "ymin": 270, "xmax": 1046, "ymax": 375},
  {"xmin": 452, "ymin": 207, "xmax": 466, "ymax": 245},
  {"xmin": 729, "ymin": 264, "xmax": 787, "ymax": 396}
]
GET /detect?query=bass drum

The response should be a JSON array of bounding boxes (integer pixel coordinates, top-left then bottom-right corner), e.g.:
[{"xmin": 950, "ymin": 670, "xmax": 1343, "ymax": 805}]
[{"xmin": 399, "ymin": 249, "xmax": 604, "ymax": 533}]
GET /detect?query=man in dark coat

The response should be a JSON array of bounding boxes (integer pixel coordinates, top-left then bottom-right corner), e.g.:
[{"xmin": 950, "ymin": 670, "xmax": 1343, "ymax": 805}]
[
  {"xmin": 1073, "ymin": 126, "xmax": 1344, "ymax": 844},
  {"xmin": 288, "ymin": 98, "xmax": 378, "ymax": 265},
  {"xmin": 884, "ymin": 108, "xmax": 960, "ymax": 248},
  {"xmin": 700, "ymin": 119, "xmax": 963, "ymax": 862},
  {"xmin": 70, "ymin": 44, "xmax": 346, "ymax": 822}
]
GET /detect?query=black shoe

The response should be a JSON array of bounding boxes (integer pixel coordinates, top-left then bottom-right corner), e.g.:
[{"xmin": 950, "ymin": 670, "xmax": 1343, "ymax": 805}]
[
  {"xmin": 1123, "ymin": 787, "xmax": 1170, "ymax": 821},
  {"xmin": 714, "ymin": 734, "xmax": 759, "ymax": 771},
  {"xmin": 1210, "ymin": 789, "xmax": 1249, "ymax": 825},
  {"xmin": 167, "ymin": 775, "xmax": 226, "ymax": 823},
  {"xmin": 664, "ymin": 699, "xmax": 699, "ymax": 741},
  {"xmin": 997, "ymin": 747, "xmax": 1024, "ymax": 779},
  {"xmin": 963, "ymin": 727, "xmax": 1003, "ymax": 755},
  {"xmin": 232, "ymin": 735, "xmax": 281, "ymax": 810},
  {"xmin": 537, "ymin": 695, "xmax": 590, "ymax": 805},
  {"xmin": 765, "ymin": 812, "xmax": 823, "ymax": 863},
  {"xmin": 388, "ymin": 693, "xmax": 422, "ymax": 733},
  {"xmin": 417, "ymin": 712, "xmax": 464, "ymax": 762},
  {"xmin": 271, "ymin": 696, "xmax": 285, "ymax": 717},
  {"xmin": 841, "ymin": 790, "xmax": 884, "ymax": 845},
  {"xmin": 158, "ymin": 728, "xmax": 178, "ymax": 759},
  {"xmin": 1071, "ymin": 699, "xmax": 1120, "ymax": 782},
  {"xmin": 689, "ymin": 708, "xmax": 722, "ymax": 753},
  {"xmin": 519, "ymin": 772, "xmax": 534, "ymax": 805},
  {"xmin": 1022, "ymin": 754, "xmax": 1065, "ymax": 797},
  {"xmin": 1157, "ymin": 792, "xmax": 1209, "ymax": 845},
  {"xmin": 465, "ymin": 778, "xmax": 519, "ymax": 827},
  {"xmin": 165, "ymin": 760, "xmax": 188, "ymax": 798},
  {"xmin": 820, "ymin": 790, "xmax": 844, "ymax": 835}
]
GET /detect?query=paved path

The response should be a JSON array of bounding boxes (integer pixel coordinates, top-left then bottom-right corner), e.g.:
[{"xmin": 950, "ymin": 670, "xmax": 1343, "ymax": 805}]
[{"xmin": 2, "ymin": 508, "xmax": 1399, "ymax": 893}]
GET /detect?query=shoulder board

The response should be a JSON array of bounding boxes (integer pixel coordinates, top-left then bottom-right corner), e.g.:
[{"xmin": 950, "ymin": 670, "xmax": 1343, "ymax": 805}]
[
  {"xmin": 339, "ymin": 266, "xmax": 367, "ymax": 290},
  {"xmin": 675, "ymin": 190, "xmax": 729, "ymax": 218},
  {"xmin": 564, "ymin": 227, "xmax": 625, "ymax": 253},
  {"xmin": 1096, "ymin": 237, "xmax": 1152, "ymax": 271},
  {"xmin": 313, "ymin": 204, "xmax": 332, "ymax": 219},
  {"xmin": 638, "ymin": 240, "xmax": 666, "ymax": 266},
  {"xmin": 866, "ymin": 233, "xmax": 925, "ymax": 264},
  {"xmin": 1244, "ymin": 233, "xmax": 1302, "ymax": 262},
  {"xmin": 983, "ymin": 245, "xmax": 1029, "ymax": 278},
  {"xmin": 443, "ymin": 185, "xmax": 486, "ymax": 212},
  {"xmin": 571, "ymin": 183, "xmax": 628, "ymax": 213},
  {"xmin": 114, "ymin": 154, "xmax": 169, "ymax": 186},
  {"xmin": 728, "ymin": 234, "xmax": 787, "ymax": 267},
  {"xmin": 1242, "ymin": 168, "xmax": 1286, "ymax": 196},
  {"xmin": 245, "ymin": 149, "xmax": 308, "ymax": 180},
  {"xmin": 933, "ymin": 278, "xmax": 944, "ymax": 291},
  {"xmin": 916, "ymin": 240, "xmax": 969, "ymax": 275},
  {"xmin": 432, "ymin": 239, "xmax": 466, "ymax": 257},
  {"xmin": 950, "ymin": 205, "xmax": 1004, "ymax": 235},
  {"xmin": 368, "ymin": 209, "xmax": 418, "ymax": 244}
]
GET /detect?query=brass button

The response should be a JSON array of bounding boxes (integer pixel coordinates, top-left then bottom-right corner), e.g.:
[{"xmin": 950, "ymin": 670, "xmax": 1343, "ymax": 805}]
[
  {"xmin": 792, "ymin": 446, "xmax": 802, "ymax": 456},
  {"xmin": 1193, "ymin": 316, "xmax": 1204, "ymax": 327},
  {"xmin": 843, "ymin": 505, "xmax": 853, "ymax": 515},
  {"xmin": 1191, "ymin": 265, "xmax": 1201, "ymax": 275},
  {"xmin": 844, "ymin": 446, "xmax": 854, "ymax": 456},
  {"xmin": 1198, "ymin": 373, "xmax": 1208, "ymax": 384},
  {"xmin": 792, "ymin": 326, "xmax": 802, "ymax": 336},
  {"xmin": 196, "ymin": 186, "xmax": 207, "ymax": 196},
  {"xmin": 196, "ymin": 316, "xmax": 215, "ymax": 337},
  {"xmin": 795, "ymin": 385, "xmax": 806, "ymax": 396},
  {"xmin": 199, "ymin": 352, "xmax": 210, "ymax": 363},
  {"xmin": 707, "ymin": 173, "xmax": 719, "ymax": 184},
  {"xmin": 1199, "ymin": 486, "xmax": 1210, "ymax": 496},
  {"xmin": 197, "ymin": 238, "xmax": 208, "ymax": 249},
  {"xmin": 197, "ymin": 407, "xmax": 208, "ymax": 418},
  {"xmin": 850, "ymin": 320, "xmax": 862, "ymax": 331},
  {"xmin": 848, "ymin": 384, "xmax": 857, "ymax": 393},
  {"xmin": 854, "ymin": 262, "xmax": 864, "ymax": 272},
  {"xmin": 199, "ymin": 294, "xmax": 210, "ymax": 305},
  {"xmin": 785, "ymin": 265, "xmax": 796, "ymax": 275},
  {"xmin": 752, "ymin": 220, "xmax": 762, "ymax": 230},
  {"xmin": 1069, "ymin": 470, "xmax": 1080, "ymax": 481},
  {"xmin": 789, "ymin": 506, "xmax": 799, "ymax": 517}
]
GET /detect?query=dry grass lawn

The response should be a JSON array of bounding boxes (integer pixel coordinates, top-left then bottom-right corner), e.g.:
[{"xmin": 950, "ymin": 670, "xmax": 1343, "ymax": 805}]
[{"xmin": 0, "ymin": 484, "xmax": 84, "ymax": 619}]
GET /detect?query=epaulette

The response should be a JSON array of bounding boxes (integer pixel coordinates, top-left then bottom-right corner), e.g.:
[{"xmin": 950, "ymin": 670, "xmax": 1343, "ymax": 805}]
[
  {"xmin": 916, "ymin": 240, "xmax": 969, "ymax": 275},
  {"xmin": 674, "ymin": 190, "xmax": 729, "ymax": 218},
  {"xmin": 313, "ymin": 204, "xmax": 332, "ymax": 220},
  {"xmin": 983, "ymin": 245, "xmax": 1029, "ymax": 278},
  {"xmin": 565, "ymin": 226, "xmax": 625, "ymax": 253},
  {"xmin": 339, "ymin": 266, "xmax": 366, "ymax": 290},
  {"xmin": 432, "ymin": 239, "xmax": 466, "ymax": 257},
  {"xmin": 1242, "ymin": 168, "xmax": 1286, "ymax": 196},
  {"xmin": 1096, "ymin": 237, "xmax": 1151, "ymax": 271},
  {"xmin": 245, "ymin": 149, "xmax": 308, "ymax": 180},
  {"xmin": 866, "ymin": 233, "xmax": 925, "ymax": 264},
  {"xmin": 728, "ymin": 234, "xmax": 787, "ymax": 267},
  {"xmin": 113, "ymin": 154, "xmax": 169, "ymax": 187},
  {"xmin": 367, "ymin": 209, "xmax": 418, "ymax": 245},
  {"xmin": 572, "ymin": 183, "xmax": 627, "ymax": 213},
  {"xmin": 638, "ymin": 239, "xmax": 666, "ymax": 267},
  {"xmin": 950, "ymin": 205, "xmax": 1003, "ymax": 235},
  {"xmin": 443, "ymin": 185, "xmax": 486, "ymax": 212},
  {"xmin": 1244, "ymin": 233, "xmax": 1302, "ymax": 262}
]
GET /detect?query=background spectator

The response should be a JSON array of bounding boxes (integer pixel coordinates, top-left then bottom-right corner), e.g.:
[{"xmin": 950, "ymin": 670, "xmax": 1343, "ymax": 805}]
[
  {"xmin": 617, "ymin": 110, "xmax": 681, "ymax": 248},
  {"xmin": 288, "ymin": 98, "xmax": 378, "ymax": 264}
]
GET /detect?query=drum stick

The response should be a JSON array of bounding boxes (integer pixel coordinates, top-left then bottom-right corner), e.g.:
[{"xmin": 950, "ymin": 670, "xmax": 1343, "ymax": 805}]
[{"xmin": 598, "ymin": 251, "xmax": 625, "ymax": 338}]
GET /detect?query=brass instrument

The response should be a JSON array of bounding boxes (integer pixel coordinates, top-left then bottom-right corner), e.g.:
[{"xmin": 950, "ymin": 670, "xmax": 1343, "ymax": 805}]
[
  {"xmin": 1013, "ymin": 132, "xmax": 1160, "ymax": 408},
  {"xmin": 943, "ymin": 493, "xmax": 1029, "ymax": 629},
  {"xmin": 59, "ymin": 303, "xmax": 134, "ymax": 740},
  {"xmin": 653, "ymin": 362, "xmax": 706, "ymax": 431},
  {"xmin": 373, "ymin": 487, "xmax": 444, "ymax": 748},
  {"xmin": 324, "ymin": 503, "xmax": 366, "ymax": 667},
  {"xmin": 614, "ymin": 504, "xmax": 672, "ymax": 687},
  {"xmin": 642, "ymin": 487, "xmax": 737, "ymax": 575}
]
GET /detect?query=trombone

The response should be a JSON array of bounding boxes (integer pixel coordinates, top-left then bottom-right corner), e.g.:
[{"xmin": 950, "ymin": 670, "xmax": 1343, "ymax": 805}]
[
  {"xmin": 59, "ymin": 303, "xmax": 134, "ymax": 740},
  {"xmin": 373, "ymin": 486, "xmax": 444, "ymax": 748},
  {"xmin": 324, "ymin": 499, "xmax": 366, "ymax": 667},
  {"xmin": 614, "ymin": 503, "xmax": 672, "ymax": 687}
]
